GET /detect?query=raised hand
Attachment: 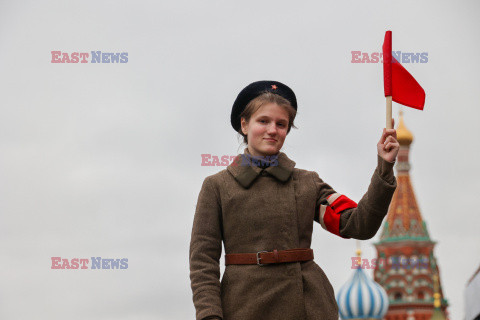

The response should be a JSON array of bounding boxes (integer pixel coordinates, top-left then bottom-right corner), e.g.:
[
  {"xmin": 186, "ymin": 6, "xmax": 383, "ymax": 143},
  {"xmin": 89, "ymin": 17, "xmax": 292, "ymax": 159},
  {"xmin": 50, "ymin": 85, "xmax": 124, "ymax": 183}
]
[{"xmin": 377, "ymin": 118, "xmax": 400, "ymax": 163}]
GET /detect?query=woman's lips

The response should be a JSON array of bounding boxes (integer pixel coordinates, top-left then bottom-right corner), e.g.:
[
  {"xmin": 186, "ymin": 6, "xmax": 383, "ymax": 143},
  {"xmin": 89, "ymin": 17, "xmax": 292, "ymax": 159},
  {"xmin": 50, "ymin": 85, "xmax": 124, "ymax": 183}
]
[{"xmin": 264, "ymin": 138, "xmax": 277, "ymax": 142}]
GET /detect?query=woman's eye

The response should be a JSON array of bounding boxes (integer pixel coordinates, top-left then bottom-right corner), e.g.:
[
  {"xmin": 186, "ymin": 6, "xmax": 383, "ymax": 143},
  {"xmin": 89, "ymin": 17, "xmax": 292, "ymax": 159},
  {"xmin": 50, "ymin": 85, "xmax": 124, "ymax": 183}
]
[{"xmin": 259, "ymin": 119, "xmax": 267, "ymax": 123}]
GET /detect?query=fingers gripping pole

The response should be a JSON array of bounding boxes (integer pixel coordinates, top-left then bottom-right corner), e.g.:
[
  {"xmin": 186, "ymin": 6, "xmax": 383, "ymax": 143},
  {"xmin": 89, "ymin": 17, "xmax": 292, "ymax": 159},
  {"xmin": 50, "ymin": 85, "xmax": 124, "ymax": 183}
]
[{"xmin": 386, "ymin": 96, "xmax": 393, "ymax": 129}]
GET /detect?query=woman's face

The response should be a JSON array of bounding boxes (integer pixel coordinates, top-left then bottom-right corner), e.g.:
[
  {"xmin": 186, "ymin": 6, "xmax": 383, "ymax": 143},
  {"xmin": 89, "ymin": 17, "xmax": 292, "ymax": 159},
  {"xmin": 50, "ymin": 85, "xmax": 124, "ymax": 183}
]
[{"xmin": 241, "ymin": 103, "xmax": 289, "ymax": 157}]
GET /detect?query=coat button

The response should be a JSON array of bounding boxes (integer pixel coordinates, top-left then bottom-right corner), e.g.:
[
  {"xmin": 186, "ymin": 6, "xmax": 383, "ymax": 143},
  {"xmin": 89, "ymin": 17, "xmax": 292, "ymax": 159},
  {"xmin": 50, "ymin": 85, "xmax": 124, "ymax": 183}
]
[{"xmin": 261, "ymin": 170, "xmax": 268, "ymax": 176}]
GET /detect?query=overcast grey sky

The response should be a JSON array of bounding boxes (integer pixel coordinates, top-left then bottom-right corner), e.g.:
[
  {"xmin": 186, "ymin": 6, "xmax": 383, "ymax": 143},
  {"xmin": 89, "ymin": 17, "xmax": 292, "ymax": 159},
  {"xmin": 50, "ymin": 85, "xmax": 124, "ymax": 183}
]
[{"xmin": 0, "ymin": 0, "xmax": 479, "ymax": 319}]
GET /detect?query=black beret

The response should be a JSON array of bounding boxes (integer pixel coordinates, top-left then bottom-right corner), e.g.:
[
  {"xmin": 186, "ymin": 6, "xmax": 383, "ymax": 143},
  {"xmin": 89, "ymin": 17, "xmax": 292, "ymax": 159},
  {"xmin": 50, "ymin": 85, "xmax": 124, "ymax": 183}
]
[{"xmin": 230, "ymin": 80, "xmax": 297, "ymax": 132}]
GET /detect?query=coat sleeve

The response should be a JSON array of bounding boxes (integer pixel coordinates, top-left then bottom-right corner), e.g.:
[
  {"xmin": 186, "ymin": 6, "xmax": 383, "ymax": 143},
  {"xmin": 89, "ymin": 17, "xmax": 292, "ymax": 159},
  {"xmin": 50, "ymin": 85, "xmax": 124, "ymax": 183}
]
[
  {"xmin": 189, "ymin": 176, "xmax": 224, "ymax": 320},
  {"xmin": 313, "ymin": 155, "xmax": 397, "ymax": 240}
]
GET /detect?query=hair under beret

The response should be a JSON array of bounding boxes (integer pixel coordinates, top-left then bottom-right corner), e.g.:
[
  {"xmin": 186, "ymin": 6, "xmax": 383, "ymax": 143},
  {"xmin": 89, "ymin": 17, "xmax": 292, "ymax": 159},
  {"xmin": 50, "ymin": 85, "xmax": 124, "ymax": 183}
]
[{"xmin": 230, "ymin": 80, "xmax": 297, "ymax": 132}]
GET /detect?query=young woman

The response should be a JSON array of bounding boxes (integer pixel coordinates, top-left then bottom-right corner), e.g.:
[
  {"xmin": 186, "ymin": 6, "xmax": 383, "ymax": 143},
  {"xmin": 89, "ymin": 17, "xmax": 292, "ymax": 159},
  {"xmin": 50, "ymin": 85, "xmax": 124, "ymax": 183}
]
[{"xmin": 189, "ymin": 80, "xmax": 399, "ymax": 320}]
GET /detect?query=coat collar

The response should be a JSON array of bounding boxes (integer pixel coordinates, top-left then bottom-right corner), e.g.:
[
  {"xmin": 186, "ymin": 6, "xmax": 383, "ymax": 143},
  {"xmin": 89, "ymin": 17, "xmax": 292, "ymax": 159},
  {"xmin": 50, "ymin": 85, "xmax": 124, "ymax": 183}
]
[{"xmin": 227, "ymin": 148, "xmax": 296, "ymax": 188}]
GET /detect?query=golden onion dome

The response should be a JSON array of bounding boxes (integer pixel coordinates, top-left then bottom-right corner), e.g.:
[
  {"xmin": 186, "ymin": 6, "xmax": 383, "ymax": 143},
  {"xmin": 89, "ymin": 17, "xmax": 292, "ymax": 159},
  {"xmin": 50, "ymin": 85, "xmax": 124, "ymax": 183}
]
[{"xmin": 396, "ymin": 110, "xmax": 414, "ymax": 146}]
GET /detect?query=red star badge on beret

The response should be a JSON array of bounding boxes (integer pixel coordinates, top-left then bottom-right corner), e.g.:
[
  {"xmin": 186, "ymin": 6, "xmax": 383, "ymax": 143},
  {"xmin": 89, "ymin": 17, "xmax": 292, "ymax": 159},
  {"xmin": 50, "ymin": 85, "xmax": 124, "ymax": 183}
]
[{"xmin": 271, "ymin": 84, "xmax": 277, "ymax": 90}]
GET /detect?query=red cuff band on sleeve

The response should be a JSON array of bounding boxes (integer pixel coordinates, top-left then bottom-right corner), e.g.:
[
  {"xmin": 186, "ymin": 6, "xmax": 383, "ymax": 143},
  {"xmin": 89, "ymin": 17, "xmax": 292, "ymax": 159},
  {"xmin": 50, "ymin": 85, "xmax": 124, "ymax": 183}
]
[
  {"xmin": 320, "ymin": 194, "xmax": 358, "ymax": 237},
  {"xmin": 330, "ymin": 195, "xmax": 358, "ymax": 213},
  {"xmin": 323, "ymin": 206, "xmax": 342, "ymax": 236}
]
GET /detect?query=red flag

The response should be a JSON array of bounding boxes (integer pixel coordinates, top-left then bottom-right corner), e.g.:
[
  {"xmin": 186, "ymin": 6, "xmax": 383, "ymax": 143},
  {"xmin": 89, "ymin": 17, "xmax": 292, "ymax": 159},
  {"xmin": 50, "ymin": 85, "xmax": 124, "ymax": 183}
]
[{"xmin": 382, "ymin": 31, "xmax": 425, "ymax": 110}]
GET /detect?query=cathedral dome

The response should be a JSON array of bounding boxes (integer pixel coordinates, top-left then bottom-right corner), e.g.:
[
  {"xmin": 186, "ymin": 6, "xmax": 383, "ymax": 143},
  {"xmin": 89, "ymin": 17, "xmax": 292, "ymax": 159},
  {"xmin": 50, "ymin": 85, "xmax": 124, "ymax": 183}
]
[
  {"xmin": 336, "ymin": 267, "xmax": 389, "ymax": 319},
  {"xmin": 396, "ymin": 110, "xmax": 414, "ymax": 146}
]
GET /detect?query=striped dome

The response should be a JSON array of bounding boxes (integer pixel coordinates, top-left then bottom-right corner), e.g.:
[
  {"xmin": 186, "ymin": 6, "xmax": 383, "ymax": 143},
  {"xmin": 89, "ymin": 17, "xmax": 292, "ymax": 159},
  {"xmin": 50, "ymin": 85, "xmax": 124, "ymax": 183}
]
[{"xmin": 336, "ymin": 267, "xmax": 389, "ymax": 319}]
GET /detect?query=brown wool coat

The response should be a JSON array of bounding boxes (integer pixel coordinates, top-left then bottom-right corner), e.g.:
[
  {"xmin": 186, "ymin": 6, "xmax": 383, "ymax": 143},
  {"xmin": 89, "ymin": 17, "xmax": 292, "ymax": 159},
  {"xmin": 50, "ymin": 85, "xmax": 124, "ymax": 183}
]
[{"xmin": 189, "ymin": 150, "xmax": 396, "ymax": 320}]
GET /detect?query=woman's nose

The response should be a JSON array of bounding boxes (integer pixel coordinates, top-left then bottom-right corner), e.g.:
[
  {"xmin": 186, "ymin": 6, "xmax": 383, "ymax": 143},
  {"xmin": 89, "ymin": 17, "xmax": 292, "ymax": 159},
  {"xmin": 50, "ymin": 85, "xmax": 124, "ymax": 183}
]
[{"xmin": 266, "ymin": 123, "xmax": 277, "ymax": 134}]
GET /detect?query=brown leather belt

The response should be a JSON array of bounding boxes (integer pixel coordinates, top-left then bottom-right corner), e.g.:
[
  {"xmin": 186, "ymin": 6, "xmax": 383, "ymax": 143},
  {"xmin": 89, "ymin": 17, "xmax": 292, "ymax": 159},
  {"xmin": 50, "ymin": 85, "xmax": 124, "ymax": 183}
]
[{"xmin": 225, "ymin": 248, "xmax": 314, "ymax": 266}]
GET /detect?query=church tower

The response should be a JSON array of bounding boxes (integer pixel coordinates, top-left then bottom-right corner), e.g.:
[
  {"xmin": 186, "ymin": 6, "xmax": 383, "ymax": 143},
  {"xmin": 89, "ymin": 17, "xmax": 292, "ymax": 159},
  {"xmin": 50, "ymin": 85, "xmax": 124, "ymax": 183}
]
[{"xmin": 373, "ymin": 112, "xmax": 449, "ymax": 320}]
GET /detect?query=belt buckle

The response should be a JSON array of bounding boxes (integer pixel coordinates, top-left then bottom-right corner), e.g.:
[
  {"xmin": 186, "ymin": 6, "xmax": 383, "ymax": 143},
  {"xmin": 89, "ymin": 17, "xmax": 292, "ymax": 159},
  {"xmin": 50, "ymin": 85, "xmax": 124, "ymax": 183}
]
[{"xmin": 256, "ymin": 251, "xmax": 268, "ymax": 266}]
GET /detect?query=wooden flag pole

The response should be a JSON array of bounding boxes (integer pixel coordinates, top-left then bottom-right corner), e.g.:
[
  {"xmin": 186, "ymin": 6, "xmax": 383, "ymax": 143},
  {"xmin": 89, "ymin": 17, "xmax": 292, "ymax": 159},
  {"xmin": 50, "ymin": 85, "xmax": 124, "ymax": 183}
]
[{"xmin": 386, "ymin": 96, "xmax": 393, "ymax": 129}]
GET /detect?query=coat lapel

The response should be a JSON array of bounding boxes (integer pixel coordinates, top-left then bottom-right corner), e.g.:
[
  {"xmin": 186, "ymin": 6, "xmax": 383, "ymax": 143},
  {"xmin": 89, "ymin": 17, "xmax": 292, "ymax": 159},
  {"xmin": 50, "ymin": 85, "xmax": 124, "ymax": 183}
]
[{"xmin": 227, "ymin": 148, "xmax": 296, "ymax": 188}]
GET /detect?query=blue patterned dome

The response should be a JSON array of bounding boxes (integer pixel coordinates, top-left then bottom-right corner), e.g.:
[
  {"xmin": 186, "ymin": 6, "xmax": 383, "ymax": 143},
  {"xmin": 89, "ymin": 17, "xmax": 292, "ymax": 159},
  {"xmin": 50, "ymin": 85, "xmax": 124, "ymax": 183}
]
[{"xmin": 336, "ymin": 267, "xmax": 389, "ymax": 319}]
